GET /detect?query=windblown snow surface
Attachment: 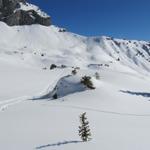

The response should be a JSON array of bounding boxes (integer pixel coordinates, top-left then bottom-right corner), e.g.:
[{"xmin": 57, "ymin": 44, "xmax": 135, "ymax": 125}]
[{"xmin": 1, "ymin": 22, "xmax": 150, "ymax": 150}]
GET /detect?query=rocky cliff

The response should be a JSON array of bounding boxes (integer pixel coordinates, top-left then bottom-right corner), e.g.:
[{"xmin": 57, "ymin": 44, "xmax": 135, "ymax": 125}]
[{"xmin": 0, "ymin": 0, "xmax": 51, "ymax": 26}]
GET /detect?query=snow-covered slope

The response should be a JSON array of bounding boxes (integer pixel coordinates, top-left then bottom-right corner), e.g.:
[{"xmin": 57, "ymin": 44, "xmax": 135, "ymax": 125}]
[
  {"xmin": 0, "ymin": 22, "xmax": 150, "ymax": 76},
  {"xmin": 1, "ymin": 63, "xmax": 150, "ymax": 150},
  {"xmin": 1, "ymin": 21, "xmax": 150, "ymax": 150}
]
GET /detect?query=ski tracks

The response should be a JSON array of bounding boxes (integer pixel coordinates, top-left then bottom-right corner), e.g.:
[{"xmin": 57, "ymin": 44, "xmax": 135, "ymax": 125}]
[
  {"xmin": 0, "ymin": 96, "xmax": 29, "ymax": 111},
  {"xmin": 1, "ymin": 96, "xmax": 150, "ymax": 117},
  {"xmin": 42, "ymin": 103, "xmax": 150, "ymax": 117}
]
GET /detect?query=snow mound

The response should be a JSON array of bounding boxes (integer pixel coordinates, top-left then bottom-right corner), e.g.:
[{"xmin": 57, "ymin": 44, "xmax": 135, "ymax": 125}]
[
  {"xmin": 51, "ymin": 75, "xmax": 86, "ymax": 99},
  {"xmin": 34, "ymin": 74, "xmax": 98, "ymax": 100}
]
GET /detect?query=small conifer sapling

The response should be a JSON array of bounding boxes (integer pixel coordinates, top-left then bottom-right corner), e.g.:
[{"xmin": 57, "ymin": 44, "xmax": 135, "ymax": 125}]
[
  {"xmin": 81, "ymin": 76, "xmax": 95, "ymax": 89},
  {"xmin": 79, "ymin": 112, "xmax": 92, "ymax": 142}
]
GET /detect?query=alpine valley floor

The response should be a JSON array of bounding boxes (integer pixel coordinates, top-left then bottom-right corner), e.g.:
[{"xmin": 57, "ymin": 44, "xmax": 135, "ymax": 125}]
[{"xmin": 1, "ymin": 59, "xmax": 150, "ymax": 150}]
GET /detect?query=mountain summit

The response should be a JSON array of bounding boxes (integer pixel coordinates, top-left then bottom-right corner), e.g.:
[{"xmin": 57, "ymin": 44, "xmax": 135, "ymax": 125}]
[{"xmin": 0, "ymin": 0, "xmax": 51, "ymax": 26}]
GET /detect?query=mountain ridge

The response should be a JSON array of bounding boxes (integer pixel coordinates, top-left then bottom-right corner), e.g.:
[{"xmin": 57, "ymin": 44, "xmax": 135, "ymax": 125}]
[
  {"xmin": 0, "ymin": 22, "xmax": 150, "ymax": 77},
  {"xmin": 0, "ymin": 0, "xmax": 51, "ymax": 26}
]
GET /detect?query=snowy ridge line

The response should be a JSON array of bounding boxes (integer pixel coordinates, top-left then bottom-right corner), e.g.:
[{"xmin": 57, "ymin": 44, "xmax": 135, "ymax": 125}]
[
  {"xmin": 42, "ymin": 104, "xmax": 150, "ymax": 117},
  {"xmin": 0, "ymin": 96, "xmax": 30, "ymax": 111},
  {"xmin": 44, "ymin": 71, "xmax": 67, "ymax": 94},
  {"xmin": 32, "ymin": 71, "xmax": 68, "ymax": 99}
]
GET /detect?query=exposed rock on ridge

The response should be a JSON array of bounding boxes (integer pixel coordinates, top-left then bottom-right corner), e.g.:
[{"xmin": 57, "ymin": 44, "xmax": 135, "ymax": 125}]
[{"xmin": 0, "ymin": 0, "xmax": 51, "ymax": 26}]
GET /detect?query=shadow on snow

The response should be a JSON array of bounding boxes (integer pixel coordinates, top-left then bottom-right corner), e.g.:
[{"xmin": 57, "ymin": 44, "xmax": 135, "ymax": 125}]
[
  {"xmin": 36, "ymin": 140, "xmax": 83, "ymax": 149},
  {"xmin": 120, "ymin": 90, "xmax": 150, "ymax": 98}
]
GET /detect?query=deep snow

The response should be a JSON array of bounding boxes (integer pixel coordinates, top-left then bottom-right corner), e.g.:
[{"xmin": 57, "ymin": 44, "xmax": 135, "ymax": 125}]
[{"xmin": 1, "ymin": 22, "xmax": 150, "ymax": 150}]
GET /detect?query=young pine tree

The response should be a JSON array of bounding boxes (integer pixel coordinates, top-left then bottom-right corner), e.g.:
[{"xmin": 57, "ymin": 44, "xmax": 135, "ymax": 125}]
[
  {"xmin": 79, "ymin": 112, "xmax": 92, "ymax": 142},
  {"xmin": 81, "ymin": 76, "xmax": 95, "ymax": 89}
]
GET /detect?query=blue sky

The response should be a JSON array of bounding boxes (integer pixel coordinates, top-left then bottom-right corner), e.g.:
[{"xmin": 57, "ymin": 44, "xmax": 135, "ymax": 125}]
[{"xmin": 28, "ymin": 0, "xmax": 150, "ymax": 40}]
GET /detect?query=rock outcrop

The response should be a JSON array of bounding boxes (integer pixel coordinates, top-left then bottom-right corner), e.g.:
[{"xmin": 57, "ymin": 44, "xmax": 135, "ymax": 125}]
[{"xmin": 0, "ymin": 0, "xmax": 51, "ymax": 26}]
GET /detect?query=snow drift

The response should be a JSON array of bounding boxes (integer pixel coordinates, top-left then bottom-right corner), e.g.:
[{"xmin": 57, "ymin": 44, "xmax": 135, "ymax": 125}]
[{"xmin": 33, "ymin": 74, "xmax": 98, "ymax": 100}]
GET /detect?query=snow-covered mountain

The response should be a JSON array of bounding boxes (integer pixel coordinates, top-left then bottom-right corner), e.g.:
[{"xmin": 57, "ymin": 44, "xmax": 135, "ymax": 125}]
[
  {"xmin": 1, "ymin": 1, "xmax": 150, "ymax": 150},
  {"xmin": 0, "ymin": 21, "xmax": 150, "ymax": 76}
]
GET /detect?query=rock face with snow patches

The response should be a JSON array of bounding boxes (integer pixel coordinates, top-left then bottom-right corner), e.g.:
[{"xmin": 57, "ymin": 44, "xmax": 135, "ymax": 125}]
[{"xmin": 0, "ymin": 0, "xmax": 51, "ymax": 26}]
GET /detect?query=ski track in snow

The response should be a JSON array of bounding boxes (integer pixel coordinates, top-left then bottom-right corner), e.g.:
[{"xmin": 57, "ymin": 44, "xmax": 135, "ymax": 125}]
[
  {"xmin": 0, "ymin": 72, "xmax": 67, "ymax": 112},
  {"xmin": 41, "ymin": 103, "xmax": 150, "ymax": 117},
  {"xmin": 1, "ymin": 95, "xmax": 150, "ymax": 117},
  {"xmin": 0, "ymin": 96, "xmax": 30, "ymax": 111}
]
